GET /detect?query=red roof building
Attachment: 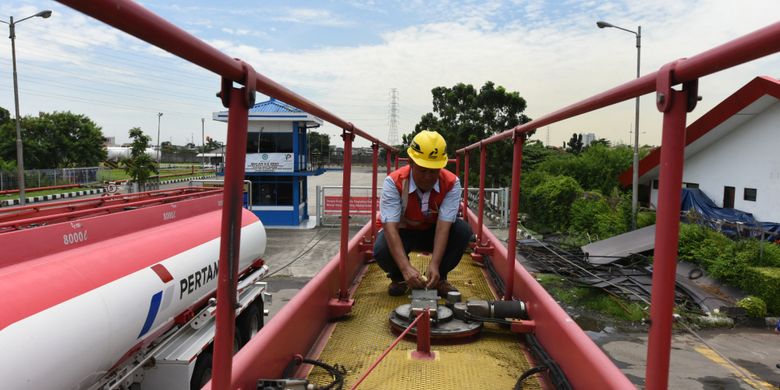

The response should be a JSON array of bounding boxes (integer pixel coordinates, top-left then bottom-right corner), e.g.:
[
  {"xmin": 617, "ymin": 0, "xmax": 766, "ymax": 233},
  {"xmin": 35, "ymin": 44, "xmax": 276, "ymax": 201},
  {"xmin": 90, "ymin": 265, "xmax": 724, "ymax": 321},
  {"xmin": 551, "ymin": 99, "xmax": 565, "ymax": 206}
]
[{"xmin": 620, "ymin": 76, "xmax": 780, "ymax": 221}]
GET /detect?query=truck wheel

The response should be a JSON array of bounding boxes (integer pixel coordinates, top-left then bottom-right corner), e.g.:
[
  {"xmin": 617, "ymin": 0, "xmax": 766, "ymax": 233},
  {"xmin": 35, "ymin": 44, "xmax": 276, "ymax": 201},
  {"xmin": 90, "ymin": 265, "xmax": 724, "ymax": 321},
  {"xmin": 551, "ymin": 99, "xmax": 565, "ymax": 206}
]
[
  {"xmin": 190, "ymin": 351, "xmax": 212, "ymax": 390},
  {"xmin": 237, "ymin": 300, "xmax": 264, "ymax": 347},
  {"xmin": 190, "ymin": 329, "xmax": 242, "ymax": 390}
]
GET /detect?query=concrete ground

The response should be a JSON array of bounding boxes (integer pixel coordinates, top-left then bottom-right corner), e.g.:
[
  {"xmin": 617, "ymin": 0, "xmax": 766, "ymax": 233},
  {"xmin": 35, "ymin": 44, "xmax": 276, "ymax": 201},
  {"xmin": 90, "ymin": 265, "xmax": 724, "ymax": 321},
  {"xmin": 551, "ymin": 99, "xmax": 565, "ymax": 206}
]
[{"xmin": 256, "ymin": 166, "xmax": 780, "ymax": 389}]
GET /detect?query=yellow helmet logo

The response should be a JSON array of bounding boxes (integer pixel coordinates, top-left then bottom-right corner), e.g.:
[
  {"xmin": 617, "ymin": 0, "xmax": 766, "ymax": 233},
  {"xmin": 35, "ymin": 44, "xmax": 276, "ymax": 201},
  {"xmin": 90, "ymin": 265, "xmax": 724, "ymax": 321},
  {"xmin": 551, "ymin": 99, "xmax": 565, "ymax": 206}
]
[{"xmin": 407, "ymin": 130, "xmax": 447, "ymax": 169}]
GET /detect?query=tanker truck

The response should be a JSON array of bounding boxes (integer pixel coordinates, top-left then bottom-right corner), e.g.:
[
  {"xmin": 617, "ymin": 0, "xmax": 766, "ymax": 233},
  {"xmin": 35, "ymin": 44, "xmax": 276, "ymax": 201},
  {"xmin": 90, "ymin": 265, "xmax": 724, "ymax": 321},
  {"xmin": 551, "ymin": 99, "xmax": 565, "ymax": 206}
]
[{"xmin": 0, "ymin": 190, "xmax": 269, "ymax": 390}]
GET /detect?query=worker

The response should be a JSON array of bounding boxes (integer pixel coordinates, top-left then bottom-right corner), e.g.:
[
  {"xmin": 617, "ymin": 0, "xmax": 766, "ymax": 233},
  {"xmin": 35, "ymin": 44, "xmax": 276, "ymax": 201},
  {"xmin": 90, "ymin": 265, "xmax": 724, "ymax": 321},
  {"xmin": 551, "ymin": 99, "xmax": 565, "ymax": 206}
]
[{"xmin": 374, "ymin": 130, "xmax": 473, "ymax": 297}]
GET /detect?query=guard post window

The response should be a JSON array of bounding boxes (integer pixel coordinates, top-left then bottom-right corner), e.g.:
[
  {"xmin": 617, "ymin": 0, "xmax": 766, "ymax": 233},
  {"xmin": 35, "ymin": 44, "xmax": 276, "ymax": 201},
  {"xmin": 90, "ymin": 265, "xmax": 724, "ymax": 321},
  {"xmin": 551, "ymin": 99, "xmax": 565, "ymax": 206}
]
[{"xmin": 744, "ymin": 188, "xmax": 757, "ymax": 202}]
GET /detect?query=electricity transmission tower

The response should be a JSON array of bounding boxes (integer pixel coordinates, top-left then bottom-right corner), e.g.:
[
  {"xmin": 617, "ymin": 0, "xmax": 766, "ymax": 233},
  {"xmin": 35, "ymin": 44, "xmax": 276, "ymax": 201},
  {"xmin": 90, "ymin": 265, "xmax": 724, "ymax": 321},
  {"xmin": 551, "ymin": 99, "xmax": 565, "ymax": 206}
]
[{"xmin": 388, "ymin": 88, "xmax": 399, "ymax": 145}]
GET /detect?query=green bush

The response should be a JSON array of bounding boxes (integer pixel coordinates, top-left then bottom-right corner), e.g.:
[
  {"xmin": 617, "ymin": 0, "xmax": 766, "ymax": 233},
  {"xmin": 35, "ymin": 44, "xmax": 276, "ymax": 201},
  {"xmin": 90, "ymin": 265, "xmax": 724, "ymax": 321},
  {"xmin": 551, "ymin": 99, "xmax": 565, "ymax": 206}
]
[
  {"xmin": 736, "ymin": 296, "xmax": 767, "ymax": 318},
  {"xmin": 677, "ymin": 222, "xmax": 780, "ymax": 314},
  {"xmin": 637, "ymin": 211, "xmax": 656, "ymax": 228},
  {"xmin": 569, "ymin": 194, "xmax": 610, "ymax": 236},
  {"xmin": 733, "ymin": 240, "xmax": 780, "ymax": 268},
  {"xmin": 525, "ymin": 175, "xmax": 582, "ymax": 232},
  {"xmin": 740, "ymin": 267, "xmax": 780, "ymax": 314},
  {"xmin": 709, "ymin": 250, "xmax": 750, "ymax": 286}
]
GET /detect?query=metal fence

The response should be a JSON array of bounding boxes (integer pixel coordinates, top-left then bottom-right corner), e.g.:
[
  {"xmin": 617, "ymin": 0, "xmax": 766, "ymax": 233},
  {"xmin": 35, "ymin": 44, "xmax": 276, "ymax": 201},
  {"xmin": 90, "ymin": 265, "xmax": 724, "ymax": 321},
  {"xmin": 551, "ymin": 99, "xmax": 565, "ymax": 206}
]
[
  {"xmin": 466, "ymin": 187, "xmax": 509, "ymax": 229},
  {"xmin": 315, "ymin": 185, "xmax": 509, "ymax": 228},
  {"xmin": 0, "ymin": 167, "xmax": 102, "ymax": 191}
]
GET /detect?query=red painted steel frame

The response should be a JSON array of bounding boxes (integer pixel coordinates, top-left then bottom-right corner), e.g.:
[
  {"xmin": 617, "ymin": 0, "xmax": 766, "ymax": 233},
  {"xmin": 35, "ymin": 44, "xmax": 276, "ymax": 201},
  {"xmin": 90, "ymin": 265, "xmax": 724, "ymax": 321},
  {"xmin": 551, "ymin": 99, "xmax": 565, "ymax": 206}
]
[
  {"xmin": 225, "ymin": 222, "xmax": 372, "ymax": 389},
  {"xmin": 645, "ymin": 87, "xmax": 691, "ymax": 390},
  {"xmin": 212, "ymin": 87, "xmax": 250, "ymax": 389},
  {"xmin": 476, "ymin": 143, "xmax": 486, "ymax": 244},
  {"xmin": 0, "ymin": 188, "xmax": 221, "ymax": 232},
  {"xmin": 503, "ymin": 136, "xmax": 523, "ymax": 301},
  {"xmin": 455, "ymin": 22, "xmax": 780, "ymax": 153},
  {"xmin": 371, "ymin": 144, "xmax": 379, "ymax": 243},
  {"xmin": 0, "ymin": 183, "xmax": 79, "ymax": 196},
  {"xmin": 56, "ymin": 1, "xmax": 396, "ymax": 154},
  {"xmin": 53, "ymin": 2, "xmax": 780, "ymax": 388},
  {"xmin": 338, "ymin": 130, "xmax": 355, "ymax": 298},
  {"xmin": 461, "ymin": 151, "xmax": 469, "ymax": 222},
  {"xmin": 412, "ymin": 309, "xmax": 433, "ymax": 360},
  {"xmin": 385, "ymin": 150, "xmax": 392, "ymax": 175},
  {"xmin": 464, "ymin": 207, "xmax": 634, "ymax": 389}
]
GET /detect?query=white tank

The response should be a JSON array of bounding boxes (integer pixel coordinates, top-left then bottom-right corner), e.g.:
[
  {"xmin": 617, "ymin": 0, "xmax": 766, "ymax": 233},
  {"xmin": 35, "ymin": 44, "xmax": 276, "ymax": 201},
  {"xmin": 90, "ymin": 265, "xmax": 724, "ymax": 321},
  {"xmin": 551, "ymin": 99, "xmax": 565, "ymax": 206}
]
[{"xmin": 0, "ymin": 195, "xmax": 266, "ymax": 389}]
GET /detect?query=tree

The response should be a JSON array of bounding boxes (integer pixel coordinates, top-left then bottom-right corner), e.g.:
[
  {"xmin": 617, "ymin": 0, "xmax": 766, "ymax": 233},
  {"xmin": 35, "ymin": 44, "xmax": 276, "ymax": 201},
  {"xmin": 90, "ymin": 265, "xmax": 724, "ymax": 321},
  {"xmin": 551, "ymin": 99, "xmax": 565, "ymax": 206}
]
[
  {"xmin": 525, "ymin": 175, "xmax": 583, "ymax": 232},
  {"xmin": 204, "ymin": 136, "xmax": 223, "ymax": 151},
  {"xmin": 565, "ymin": 133, "xmax": 584, "ymax": 155},
  {"xmin": 0, "ymin": 109, "xmax": 106, "ymax": 168},
  {"xmin": 160, "ymin": 141, "xmax": 176, "ymax": 154},
  {"xmin": 522, "ymin": 140, "xmax": 562, "ymax": 172},
  {"xmin": 308, "ymin": 131, "xmax": 331, "ymax": 167},
  {"xmin": 588, "ymin": 138, "xmax": 611, "ymax": 148},
  {"xmin": 0, "ymin": 107, "xmax": 10, "ymax": 124},
  {"xmin": 122, "ymin": 127, "xmax": 158, "ymax": 190},
  {"xmin": 406, "ymin": 82, "xmax": 532, "ymax": 186}
]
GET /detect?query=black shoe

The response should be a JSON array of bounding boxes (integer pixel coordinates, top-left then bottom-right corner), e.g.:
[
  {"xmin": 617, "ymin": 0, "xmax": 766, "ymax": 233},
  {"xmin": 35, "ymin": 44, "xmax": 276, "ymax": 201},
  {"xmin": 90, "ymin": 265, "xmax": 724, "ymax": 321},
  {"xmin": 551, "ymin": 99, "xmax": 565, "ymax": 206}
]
[{"xmin": 388, "ymin": 281, "xmax": 407, "ymax": 296}]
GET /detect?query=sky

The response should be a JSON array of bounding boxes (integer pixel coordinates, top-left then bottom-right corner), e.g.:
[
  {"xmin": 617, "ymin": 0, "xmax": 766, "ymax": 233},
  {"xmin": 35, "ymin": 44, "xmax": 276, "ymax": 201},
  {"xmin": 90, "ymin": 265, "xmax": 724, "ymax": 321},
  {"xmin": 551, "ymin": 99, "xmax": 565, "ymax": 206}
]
[{"xmin": 0, "ymin": 1, "xmax": 778, "ymax": 150}]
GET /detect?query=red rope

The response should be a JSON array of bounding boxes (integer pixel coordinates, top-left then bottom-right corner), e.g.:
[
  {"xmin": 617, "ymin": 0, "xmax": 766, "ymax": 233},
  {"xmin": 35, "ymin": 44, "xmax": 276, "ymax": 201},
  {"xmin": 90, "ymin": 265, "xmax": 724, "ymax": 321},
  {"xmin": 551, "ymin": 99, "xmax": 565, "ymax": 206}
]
[{"xmin": 350, "ymin": 310, "xmax": 426, "ymax": 389}]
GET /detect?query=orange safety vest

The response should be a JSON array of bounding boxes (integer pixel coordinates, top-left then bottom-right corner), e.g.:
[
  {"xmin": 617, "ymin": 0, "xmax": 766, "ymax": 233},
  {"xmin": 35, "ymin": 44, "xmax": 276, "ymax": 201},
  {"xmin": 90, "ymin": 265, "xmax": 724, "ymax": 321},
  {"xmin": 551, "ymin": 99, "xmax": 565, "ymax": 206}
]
[{"xmin": 377, "ymin": 165, "xmax": 458, "ymax": 230}]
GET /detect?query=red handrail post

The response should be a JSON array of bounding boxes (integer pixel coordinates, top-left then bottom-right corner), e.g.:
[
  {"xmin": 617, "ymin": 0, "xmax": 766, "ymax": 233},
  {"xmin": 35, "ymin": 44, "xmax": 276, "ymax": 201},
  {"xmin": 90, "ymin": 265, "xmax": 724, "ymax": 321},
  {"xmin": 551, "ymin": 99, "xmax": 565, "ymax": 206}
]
[
  {"xmin": 370, "ymin": 143, "xmax": 379, "ymax": 244},
  {"xmin": 645, "ymin": 71, "xmax": 696, "ymax": 390},
  {"xmin": 503, "ymin": 133, "xmax": 524, "ymax": 301},
  {"xmin": 394, "ymin": 154, "xmax": 399, "ymax": 170},
  {"xmin": 461, "ymin": 150, "xmax": 469, "ymax": 222},
  {"xmin": 477, "ymin": 142, "xmax": 487, "ymax": 245},
  {"xmin": 212, "ymin": 84, "xmax": 252, "ymax": 390},
  {"xmin": 411, "ymin": 309, "xmax": 434, "ymax": 360},
  {"xmin": 455, "ymin": 155, "xmax": 460, "ymax": 178},
  {"xmin": 338, "ymin": 126, "xmax": 355, "ymax": 299},
  {"xmin": 386, "ymin": 150, "xmax": 392, "ymax": 174}
]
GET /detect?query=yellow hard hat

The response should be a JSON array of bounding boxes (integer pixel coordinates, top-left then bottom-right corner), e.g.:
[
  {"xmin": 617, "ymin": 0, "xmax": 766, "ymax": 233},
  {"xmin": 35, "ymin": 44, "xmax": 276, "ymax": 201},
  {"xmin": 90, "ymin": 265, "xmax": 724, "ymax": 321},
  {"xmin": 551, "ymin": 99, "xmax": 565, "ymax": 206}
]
[{"xmin": 407, "ymin": 130, "xmax": 448, "ymax": 169}]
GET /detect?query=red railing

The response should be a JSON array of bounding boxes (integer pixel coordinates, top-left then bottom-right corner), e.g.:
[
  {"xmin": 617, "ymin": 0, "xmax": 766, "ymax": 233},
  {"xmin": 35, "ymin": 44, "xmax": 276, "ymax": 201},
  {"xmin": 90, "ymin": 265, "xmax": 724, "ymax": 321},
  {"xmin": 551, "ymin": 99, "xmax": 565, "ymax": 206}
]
[
  {"xmin": 55, "ymin": 1, "xmax": 780, "ymax": 389},
  {"xmin": 0, "ymin": 187, "xmax": 218, "ymax": 227},
  {"xmin": 56, "ymin": 2, "xmax": 398, "ymax": 388},
  {"xmin": 456, "ymin": 22, "xmax": 780, "ymax": 390}
]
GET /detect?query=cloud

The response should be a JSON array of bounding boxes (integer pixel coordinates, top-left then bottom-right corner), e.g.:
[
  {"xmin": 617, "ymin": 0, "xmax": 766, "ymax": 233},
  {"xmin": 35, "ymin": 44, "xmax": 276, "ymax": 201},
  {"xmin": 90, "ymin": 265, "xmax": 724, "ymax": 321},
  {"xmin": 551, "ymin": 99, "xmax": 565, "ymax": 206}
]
[
  {"xmin": 275, "ymin": 8, "xmax": 353, "ymax": 27},
  {"xmin": 215, "ymin": 0, "xmax": 780, "ymax": 147},
  {"xmin": 3, "ymin": 0, "xmax": 779, "ymax": 148},
  {"xmin": 221, "ymin": 27, "xmax": 268, "ymax": 39}
]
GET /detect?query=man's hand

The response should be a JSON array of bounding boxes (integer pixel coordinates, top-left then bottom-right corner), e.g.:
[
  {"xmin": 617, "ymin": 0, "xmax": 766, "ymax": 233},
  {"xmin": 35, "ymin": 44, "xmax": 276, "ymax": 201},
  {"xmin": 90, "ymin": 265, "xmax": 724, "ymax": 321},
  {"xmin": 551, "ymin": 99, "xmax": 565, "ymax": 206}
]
[
  {"xmin": 425, "ymin": 264, "xmax": 440, "ymax": 289},
  {"xmin": 401, "ymin": 265, "xmax": 425, "ymax": 289}
]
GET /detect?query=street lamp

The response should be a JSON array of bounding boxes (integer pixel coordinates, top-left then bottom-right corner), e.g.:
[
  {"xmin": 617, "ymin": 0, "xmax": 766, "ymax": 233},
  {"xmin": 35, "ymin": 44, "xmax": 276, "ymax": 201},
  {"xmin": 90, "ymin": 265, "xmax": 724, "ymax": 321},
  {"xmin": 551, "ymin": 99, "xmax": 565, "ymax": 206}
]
[
  {"xmin": 156, "ymin": 112, "xmax": 163, "ymax": 162},
  {"xmin": 597, "ymin": 20, "xmax": 641, "ymax": 230},
  {"xmin": 1, "ymin": 10, "xmax": 53, "ymax": 205}
]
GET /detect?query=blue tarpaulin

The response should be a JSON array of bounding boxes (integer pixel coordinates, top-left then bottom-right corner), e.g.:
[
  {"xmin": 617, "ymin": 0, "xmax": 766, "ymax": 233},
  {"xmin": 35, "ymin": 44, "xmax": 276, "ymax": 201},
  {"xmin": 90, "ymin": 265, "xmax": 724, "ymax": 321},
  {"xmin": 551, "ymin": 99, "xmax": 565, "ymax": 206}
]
[{"xmin": 680, "ymin": 188, "xmax": 780, "ymax": 240}]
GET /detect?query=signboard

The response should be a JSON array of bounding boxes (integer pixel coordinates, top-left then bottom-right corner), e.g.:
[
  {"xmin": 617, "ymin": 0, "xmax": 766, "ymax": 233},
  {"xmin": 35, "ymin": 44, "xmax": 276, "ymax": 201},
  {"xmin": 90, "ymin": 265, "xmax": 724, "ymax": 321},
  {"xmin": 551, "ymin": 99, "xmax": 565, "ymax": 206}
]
[
  {"xmin": 324, "ymin": 196, "xmax": 379, "ymax": 215},
  {"xmin": 246, "ymin": 153, "xmax": 293, "ymax": 172}
]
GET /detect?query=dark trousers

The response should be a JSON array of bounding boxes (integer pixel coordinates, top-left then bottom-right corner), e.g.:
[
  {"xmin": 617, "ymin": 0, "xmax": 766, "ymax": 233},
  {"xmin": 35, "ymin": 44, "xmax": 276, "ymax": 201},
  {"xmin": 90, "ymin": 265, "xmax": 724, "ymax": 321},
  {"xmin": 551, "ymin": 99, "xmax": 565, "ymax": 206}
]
[{"xmin": 373, "ymin": 219, "xmax": 473, "ymax": 282}]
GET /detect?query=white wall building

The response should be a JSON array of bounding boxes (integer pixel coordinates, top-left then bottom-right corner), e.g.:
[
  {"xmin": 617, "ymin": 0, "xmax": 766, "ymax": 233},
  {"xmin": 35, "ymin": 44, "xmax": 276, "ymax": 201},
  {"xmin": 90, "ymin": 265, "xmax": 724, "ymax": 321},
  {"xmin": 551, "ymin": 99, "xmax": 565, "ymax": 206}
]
[
  {"xmin": 621, "ymin": 76, "xmax": 780, "ymax": 222},
  {"xmin": 582, "ymin": 132, "xmax": 596, "ymax": 147}
]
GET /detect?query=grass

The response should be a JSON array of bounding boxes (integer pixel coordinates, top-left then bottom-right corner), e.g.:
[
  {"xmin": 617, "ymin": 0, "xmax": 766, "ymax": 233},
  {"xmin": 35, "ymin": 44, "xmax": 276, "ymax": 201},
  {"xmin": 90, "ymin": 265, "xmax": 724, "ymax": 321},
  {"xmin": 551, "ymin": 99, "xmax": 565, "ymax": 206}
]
[
  {"xmin": 97, "ymin": 167, "xmax": 212, "ymax": 182},
  {"xmin": 0, "ymin": 187, "xmax": 92, "ymax": 201},
  {"xmin": 535, "ymin": 273, "xmax": 647, "ymax": 322}
]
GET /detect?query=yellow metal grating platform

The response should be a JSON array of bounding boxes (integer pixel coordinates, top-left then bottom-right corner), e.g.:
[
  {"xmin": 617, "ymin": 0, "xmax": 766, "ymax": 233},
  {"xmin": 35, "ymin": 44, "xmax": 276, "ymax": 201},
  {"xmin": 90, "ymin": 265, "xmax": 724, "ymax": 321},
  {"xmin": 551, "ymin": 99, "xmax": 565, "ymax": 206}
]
[{"xmin": 308, "ymin": 252, "xmax": 543, "ymax": 389}]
